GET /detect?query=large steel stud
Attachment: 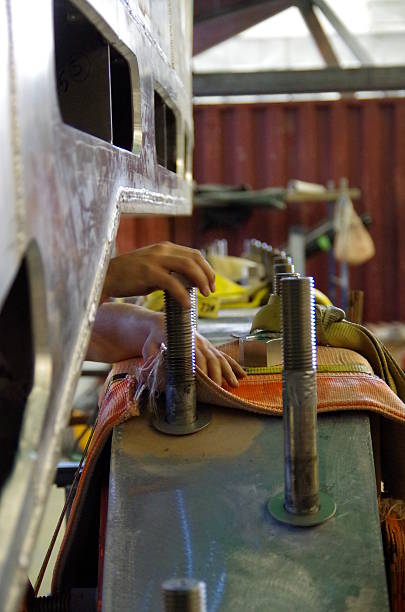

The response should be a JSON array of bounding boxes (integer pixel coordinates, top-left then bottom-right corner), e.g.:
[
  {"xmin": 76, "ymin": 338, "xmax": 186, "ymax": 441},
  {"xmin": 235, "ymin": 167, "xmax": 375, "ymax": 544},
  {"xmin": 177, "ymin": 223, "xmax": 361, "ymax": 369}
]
[{"xmin": 268, "ymin": 276, "xmax": 336, "ymax": 526}]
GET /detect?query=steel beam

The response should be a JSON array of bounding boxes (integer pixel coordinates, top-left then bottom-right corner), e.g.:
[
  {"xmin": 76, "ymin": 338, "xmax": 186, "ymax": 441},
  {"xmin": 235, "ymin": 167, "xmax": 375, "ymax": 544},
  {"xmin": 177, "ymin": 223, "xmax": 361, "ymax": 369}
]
[
  {"xmin": 193, "ymin": 66, "xmax": 405, "ymax": 96},
  {"xmin": 298, "ymin": 1, "xmax": 339, "ymax": 67},
  {"xmin": 313, "ymin": 0, "xmax": 373, "ymax": 65},
  {"xmin": 193, "ymin": 0, "xmax": 296, "ymax": 56}
]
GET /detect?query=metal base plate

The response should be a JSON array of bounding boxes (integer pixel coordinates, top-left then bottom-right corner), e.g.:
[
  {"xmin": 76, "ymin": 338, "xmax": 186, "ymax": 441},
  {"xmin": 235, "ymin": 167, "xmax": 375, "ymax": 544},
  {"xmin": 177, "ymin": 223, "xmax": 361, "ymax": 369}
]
[
  {"xmin": 152, "ymin": 404, "xmax": 211, "ymax": 436},
  {"xmin": 268, "ymin": 491, "xmax": 336, "ymax": 527}
]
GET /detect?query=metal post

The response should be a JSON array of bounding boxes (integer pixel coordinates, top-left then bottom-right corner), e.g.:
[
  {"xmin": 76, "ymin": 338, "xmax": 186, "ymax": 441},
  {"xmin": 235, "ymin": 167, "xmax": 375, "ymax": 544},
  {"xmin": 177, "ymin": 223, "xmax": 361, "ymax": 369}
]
[
  {"xmin": 262, "ymin": 244, "xmax": 273, "ymax": 284},
  {"xmin": 162, "ymin": 578, "xmax": 206, "ymax": 612},
  {"xmin": 152, "ymin": 275, "xmax": 211, "ymax": 435},
  {"xmin": 268, "ymin": 276, "xmax": 335, "ymax": 526},
  {"xmin": 272, "ymin": 260, "xmax": 297, "ymax": 295}
]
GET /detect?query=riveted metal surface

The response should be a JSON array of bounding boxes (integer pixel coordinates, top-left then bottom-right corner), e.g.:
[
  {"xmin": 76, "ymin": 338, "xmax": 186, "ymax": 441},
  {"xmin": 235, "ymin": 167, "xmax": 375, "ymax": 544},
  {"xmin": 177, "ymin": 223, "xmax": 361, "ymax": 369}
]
[{"xmin": 0, "ymin": 1, "xmax": 193, "ymax": 609}]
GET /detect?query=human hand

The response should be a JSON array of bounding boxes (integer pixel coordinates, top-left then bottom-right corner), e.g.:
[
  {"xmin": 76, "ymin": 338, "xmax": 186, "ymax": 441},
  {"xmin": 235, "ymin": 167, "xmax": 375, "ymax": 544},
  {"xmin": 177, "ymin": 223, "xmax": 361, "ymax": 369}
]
[
  {"xmin": 89, "ymin": 303, "xmax": 246, "ymax": 388},
  {"xmin": 142, "ymin": 315, "xmax": 246, "ymax": 388},
  {"xmin": 102, "ymin": 242, "xmax": 215, "ymax": 308},
  {"xmin": 195, "ymin": 331, "xmax": 246, "ymax": 388}
]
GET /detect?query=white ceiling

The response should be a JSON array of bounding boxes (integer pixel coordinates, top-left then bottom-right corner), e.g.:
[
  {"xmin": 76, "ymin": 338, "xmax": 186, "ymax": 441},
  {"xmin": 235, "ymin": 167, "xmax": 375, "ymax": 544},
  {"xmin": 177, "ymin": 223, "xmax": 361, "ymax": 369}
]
[{"xmin": 193, "ymin": 0, "xmax": 405, "ymax": 72}]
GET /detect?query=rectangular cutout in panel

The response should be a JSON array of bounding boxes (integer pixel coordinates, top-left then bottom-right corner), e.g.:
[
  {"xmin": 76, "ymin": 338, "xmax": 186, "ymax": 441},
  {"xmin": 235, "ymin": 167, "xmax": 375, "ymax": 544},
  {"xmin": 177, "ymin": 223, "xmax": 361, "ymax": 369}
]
[
  {"xmin": 154, "ymin": 90, "xmax": 166, "ymax": 167},
  {"xmin": 0, "ymin": 260, "xmax": 34, "ymax": 492},
  {"xmin": 154, "ymin": 89, "xmax": 178, "ymax": 172},
  {"xmin": 53, "ymin": 0, "xmax": 136, "ymax": 152},
  {"xmin": 110, "ymin": 46, "xmax": 134, "ymax": 152},
  {"xmin": 165, "ymin": 104, "xmax": 177, "ymax": 173},
  {"xmin": 184, "ymin": 131, "xmax": 192, "ymax": 180},
  {"xmin": 54, "ymin": 0, "xmax": 112, "ymax": 142}
]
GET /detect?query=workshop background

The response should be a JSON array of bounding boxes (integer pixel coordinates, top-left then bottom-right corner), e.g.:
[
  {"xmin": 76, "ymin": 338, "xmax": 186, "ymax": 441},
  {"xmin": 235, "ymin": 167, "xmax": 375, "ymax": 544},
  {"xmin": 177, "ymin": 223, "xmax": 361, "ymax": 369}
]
[
  {"xmin": 24, "ymin": 0, "xmax": 405, "ymax": 601},
  {"xmin": 117, "ymin": 0, "xmax": 405, "ymax": 325}
]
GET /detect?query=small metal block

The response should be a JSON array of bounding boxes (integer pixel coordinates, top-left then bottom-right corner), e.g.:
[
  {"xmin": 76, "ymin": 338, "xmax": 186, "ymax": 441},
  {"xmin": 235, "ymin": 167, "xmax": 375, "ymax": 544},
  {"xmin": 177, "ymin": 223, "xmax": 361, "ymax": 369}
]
[
  {"xmin": 267, "ymin": 491, "xmax": 336, "ymax": 527},
  {"xmin": 239, "ymin": 336, "xmax": 280, "ymax": 367}
]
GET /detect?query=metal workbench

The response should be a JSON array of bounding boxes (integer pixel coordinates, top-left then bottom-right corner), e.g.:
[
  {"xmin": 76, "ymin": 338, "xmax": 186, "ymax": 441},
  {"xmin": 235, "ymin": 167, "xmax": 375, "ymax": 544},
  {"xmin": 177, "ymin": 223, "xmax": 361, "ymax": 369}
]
[{"xmin": 101, "ymin": 310, "xmax": 389, "ymax": 611}]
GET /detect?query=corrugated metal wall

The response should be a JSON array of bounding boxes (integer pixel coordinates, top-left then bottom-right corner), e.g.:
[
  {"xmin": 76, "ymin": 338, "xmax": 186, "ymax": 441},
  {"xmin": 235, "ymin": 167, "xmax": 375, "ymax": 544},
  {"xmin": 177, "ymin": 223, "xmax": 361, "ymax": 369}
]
[{"xmin": 117, "ymin": 97, "xmax": 405, "ymax": 322}]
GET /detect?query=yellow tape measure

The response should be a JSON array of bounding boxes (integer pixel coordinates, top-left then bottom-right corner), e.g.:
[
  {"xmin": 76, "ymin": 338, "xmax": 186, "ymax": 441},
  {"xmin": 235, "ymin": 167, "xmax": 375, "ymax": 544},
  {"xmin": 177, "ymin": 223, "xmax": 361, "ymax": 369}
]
[
  {"xmin": 244, "ymin": 366, "xmax": 281, "ymax": 375},
  {"xmin": 244, "ymin": 364, "xmax": 371, "ymax": 375}
]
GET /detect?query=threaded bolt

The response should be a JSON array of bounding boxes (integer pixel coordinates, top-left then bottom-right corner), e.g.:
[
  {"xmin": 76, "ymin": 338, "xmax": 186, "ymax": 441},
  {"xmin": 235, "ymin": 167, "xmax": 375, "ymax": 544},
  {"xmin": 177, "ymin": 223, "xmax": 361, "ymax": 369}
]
[
  {"xmin": 281, "ymin": 276, "xmax": 316, "ymax": 371},
  {"xmin": 164, "ymin": 287, "xmax": 197, "ymax": 426},
  {"xmin": 281, "ymin": 276, "xmax": 319, "ymax": 515},
  {"xmin": 162, "ymin": 578, "xmax": 206, "ymax": 612},
  {"xmin": 190, "ymin": 286, "xmax": 198, "ymax": 332},
  {"xmin": 153, "ymin": 275, "xmax": 210, "ymax": 435},
  {"xmin": 250, "ymin": 239, "xmax": 262, "ymax": 262},
  {"xmin": 272, "ymin": 252, "xmax": 289, "ymax": 267},
  {"xmin": 274, "ymin": 272, "xmax": 300, "ymax": 296},
  {"xmin": 262, "ymin": 245, "xmax": 274, "ymax": 281},
  {"xmin": 273, "ymin": 262, "xmax": 294, "ymax": 276},
  {"xmin": 272, "ymin": 257, "xmax": 298, "ymax": 294}
]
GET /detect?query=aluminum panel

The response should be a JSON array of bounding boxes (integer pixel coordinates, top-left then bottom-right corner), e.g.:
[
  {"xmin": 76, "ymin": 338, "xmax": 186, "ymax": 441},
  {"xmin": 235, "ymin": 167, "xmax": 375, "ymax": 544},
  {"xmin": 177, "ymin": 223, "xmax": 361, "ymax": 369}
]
[
  {"xmin": 0, "ymin": 1, "xmax": 19, "ymax": 310},
  {"xmin": 0, "ymin": 1, "xmax": 193, "ymax": 610}
]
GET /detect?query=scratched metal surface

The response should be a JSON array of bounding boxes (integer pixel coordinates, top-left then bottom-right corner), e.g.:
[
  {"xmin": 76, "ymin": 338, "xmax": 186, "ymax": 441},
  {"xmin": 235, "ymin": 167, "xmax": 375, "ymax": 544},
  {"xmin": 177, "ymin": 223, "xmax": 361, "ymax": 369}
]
[
  {"xmin": 0, "ymin": 1, "xmax": 192, "ymax": 610},
  {"xmin": 103, "ymin": 410, "xmax": 389, "ymax": 611}
]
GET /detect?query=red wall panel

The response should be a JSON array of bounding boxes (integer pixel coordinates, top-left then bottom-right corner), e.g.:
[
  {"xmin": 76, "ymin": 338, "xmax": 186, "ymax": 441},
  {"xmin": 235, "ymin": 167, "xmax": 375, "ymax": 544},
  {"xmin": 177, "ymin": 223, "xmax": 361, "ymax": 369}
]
[
  {"xmin": 395, "ymin": 104, "xmax": 405, "ymax": 321},
  {"xmin": 116, "ymin": 97, "xmax": 405, "ymax": 323},
  {"xmin": 116, "ymin": 217, "xmax": 173, "ymax": 254},
  {"xmin": 189, "ymin": 98, "xmax": 405, "ymax": 323}
]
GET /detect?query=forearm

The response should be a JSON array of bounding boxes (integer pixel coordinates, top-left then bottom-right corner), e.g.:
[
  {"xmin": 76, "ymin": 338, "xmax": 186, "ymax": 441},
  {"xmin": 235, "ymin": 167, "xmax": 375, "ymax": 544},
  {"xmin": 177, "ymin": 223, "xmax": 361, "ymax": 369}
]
[
  {"xmin": 87, "ymin": 302, "xmax": 164, "ymax": 363},
  {"xmin": 87, "ymin": 301, "xmax": 246, "ymax": 387}
]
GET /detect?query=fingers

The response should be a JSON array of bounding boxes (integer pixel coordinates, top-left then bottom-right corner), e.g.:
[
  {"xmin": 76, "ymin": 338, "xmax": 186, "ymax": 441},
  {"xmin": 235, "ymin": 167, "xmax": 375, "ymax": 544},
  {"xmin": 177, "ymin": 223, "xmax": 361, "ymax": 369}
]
[
  {"xmin": 142, "ymin": 266, "xmax": 193, "ymax": 309},
  {"xmin": 141, "ymin": 324, "xmax": 246, "ymax": 389},
  {"xmin": 103, "ymin": 242, "xmax": 216, "ymax": 307},
  {"xmin": 158, "ymin": 242, "xmax": 215, "ymax": 293},
  {"xmin": 222, "ymin": 353, "xmax": 247, "ymax": 381},
  {"xmin": 155, "ymin": 254, "xmax": 214, "ymax": 299},
  {"xmin": 195, "ymin": 334, "xmax": 247, "ymax": 387},
  {"xmin": 196, "ymin": 346, "xmax": 238, "ymax": 387}
]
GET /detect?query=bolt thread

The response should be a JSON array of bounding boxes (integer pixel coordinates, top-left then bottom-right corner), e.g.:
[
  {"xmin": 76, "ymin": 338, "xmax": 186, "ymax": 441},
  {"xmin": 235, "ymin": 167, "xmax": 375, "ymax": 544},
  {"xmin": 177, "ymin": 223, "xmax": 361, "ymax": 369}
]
[
  {"xmin": 273, "ymin": 268, "xmax": 298, "ymax": 295},
  {"xmin": 281, "ymin": 276, "xmax": 319, "ymax": 515},
  {"xmin": 273, "ymin": 262, "xmax": 294, "ymax": 276},
  {"xmin": 164, "ymin": 291, "xmax": 196, "ymax": 384},
  {"xmin": 262, "ymin": 245, "xmax": 274, "ymax": 280},
  {"xmin": 249, "ymin": 239, "xmax": 263, "ymax": 262},
  {"xmin": 164, "ymin": 286, "xmax": 197, "ymax": 426},
  {"xmin": 281, "ymin": 277, "xmax": 316, "ymax": 370},
  {"xmin": 190, "ymin": 287, "xmax": 198, "ymax": 331},
  {"xmin": 272, "ymin": 252, "xmax": 288, "ymax": 267},
  {"xmin": 162, "ymin": 579, "xmax": 206, "ymax": 612},
  {"xmin": 274, "ymin": 272, "xmax": 300, "ymax": 296}
]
